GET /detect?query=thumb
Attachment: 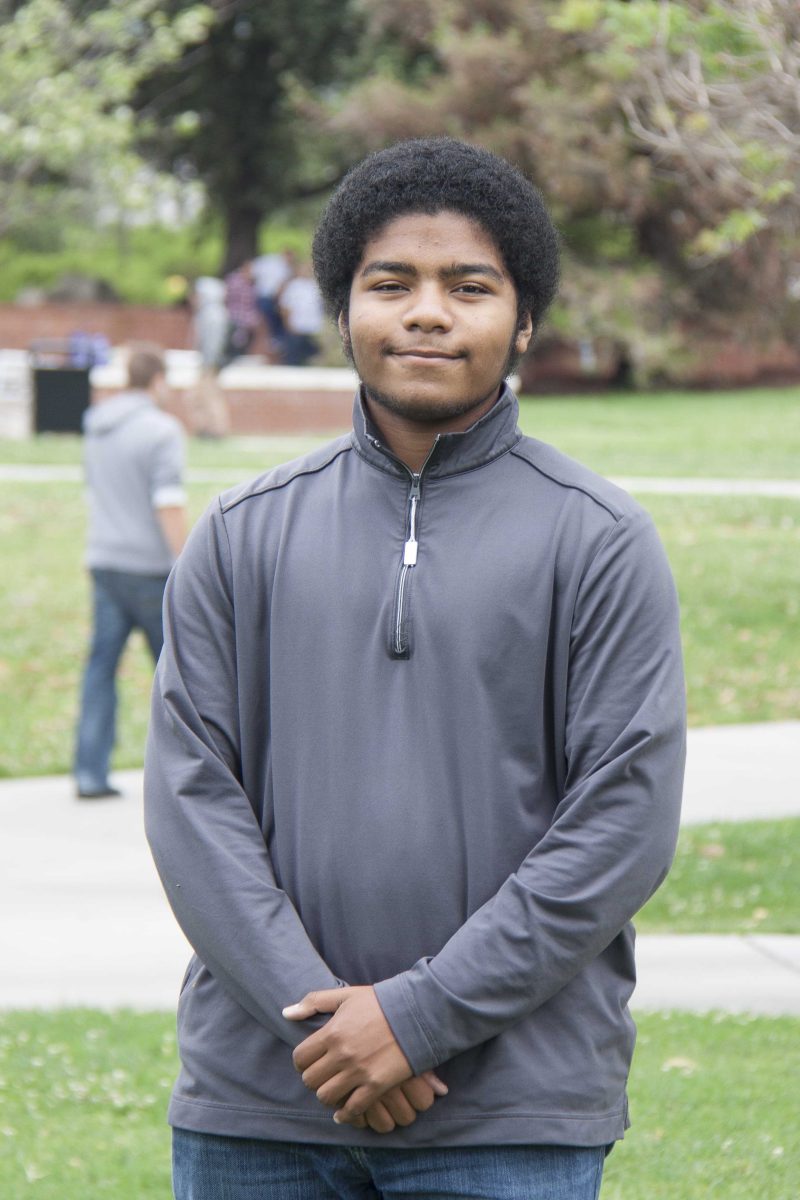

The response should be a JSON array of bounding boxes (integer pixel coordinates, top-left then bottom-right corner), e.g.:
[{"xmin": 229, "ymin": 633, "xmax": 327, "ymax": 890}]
[{"xmin": 282, "ymin": 988, "xmax": 350, "ymax": 1020}]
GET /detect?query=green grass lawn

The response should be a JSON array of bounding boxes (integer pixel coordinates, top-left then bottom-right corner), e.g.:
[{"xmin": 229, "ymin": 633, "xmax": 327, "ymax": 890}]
[
  {"xmin": 644, "ymin": 495, "xmax": 800, "ymax": 728},
  {"xmin": 0, "ymin": 1010, "xmax": 796, "ymax": 1199},
  {"xmin": 603, "ymin": 1012, "xmax": 798, "ymax": 1199},
  {"xmin": 636, "ymin": 819, "xmax": 799, "ymax": 934},
  {"xmin": 517, "ymin": 387, "xmax": 800, "ymax": 480}
]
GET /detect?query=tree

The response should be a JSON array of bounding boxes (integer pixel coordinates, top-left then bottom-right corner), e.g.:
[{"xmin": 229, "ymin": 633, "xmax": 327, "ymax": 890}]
[
  {"xmin": 569, "ymin": 0, "xmax": 800, "ymax": 342},
  {"xmin": 322, "ymin": 0, "xmax": 800, "ymax": 381},
  {"xmin": 0, "ymin": 0, "xmax": 212, "ymax": 241},
  {"xmin": 134, "ymin": 0, "xmax": 360, "ymax": 272}
]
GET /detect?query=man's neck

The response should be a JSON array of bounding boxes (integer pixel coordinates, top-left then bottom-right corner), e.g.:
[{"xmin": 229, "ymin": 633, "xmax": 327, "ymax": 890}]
[{"xmin": 363, "ymin": 389, "xmax": 500, "ymax": 473}]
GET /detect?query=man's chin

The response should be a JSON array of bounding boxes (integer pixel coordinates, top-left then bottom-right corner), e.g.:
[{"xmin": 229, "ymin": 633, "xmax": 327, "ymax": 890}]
[{"xmin": 363, "ymin": 385, "xmax": 500, "ymax": 426}]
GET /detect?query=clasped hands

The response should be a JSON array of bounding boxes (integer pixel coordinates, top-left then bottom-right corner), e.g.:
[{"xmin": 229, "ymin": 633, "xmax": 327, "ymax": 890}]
[{"xmin": 283, "ymin": 985, "xmax": 447, "ymax": 1133}]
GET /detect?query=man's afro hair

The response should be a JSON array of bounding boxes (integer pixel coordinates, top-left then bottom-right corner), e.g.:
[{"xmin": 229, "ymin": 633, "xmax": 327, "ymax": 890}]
[{"xmin": 312, "ymin": 137, "xmax": 560, "ymax": 331}]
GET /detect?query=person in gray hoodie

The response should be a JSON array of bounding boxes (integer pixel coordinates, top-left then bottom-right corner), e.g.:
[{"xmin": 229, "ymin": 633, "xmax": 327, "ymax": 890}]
[
  {"xmin": 145, "ymin": 139, "xmax": 686, "ymax": 1200},
  {"xmin": 75, "ymin": 345, "xmax": 186, "ymax": 799}
]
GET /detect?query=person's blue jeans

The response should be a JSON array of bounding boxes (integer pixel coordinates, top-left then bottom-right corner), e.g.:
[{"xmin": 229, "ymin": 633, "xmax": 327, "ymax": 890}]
[
  {"xmin": 257, "ymin": 295, "xmax": 286, "ymax": 348},
  {"xmin": 172, "ymin": 1129, "xmax": 607, "ymax": 1200},
  {"xmin": 74, "ymin": 568, "xmax": 168, "ymax": 793},
  {"xmin": 284, "ymin": 331, "xmax": 319, "ymax": 366}
]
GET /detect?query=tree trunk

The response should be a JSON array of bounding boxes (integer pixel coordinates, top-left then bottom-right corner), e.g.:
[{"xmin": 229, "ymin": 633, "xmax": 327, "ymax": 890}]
[{"xmin": 221, "ymin": 203, "xmax": 263, "ymax": 275}]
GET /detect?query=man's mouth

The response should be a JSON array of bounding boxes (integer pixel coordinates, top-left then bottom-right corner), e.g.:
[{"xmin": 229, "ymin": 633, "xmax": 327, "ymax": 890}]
[{"xmin": 390, "ymin": 348, "xmax": 464, "ymax": 361}]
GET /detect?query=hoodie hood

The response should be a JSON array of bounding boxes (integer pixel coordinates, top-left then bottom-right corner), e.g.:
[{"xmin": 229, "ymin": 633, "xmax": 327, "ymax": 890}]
[{"xmin": 83, "ymin": 391, "xmax": 153, "ymax": 437}]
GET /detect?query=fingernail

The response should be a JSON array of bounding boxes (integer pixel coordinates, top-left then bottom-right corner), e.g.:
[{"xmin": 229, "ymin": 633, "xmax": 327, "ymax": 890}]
[
  {"xmin": 432, "ymin": 1080, "xmax": 449, "ymax": 1096},
  {"xmin": 282, "ymin": 1004, "xmax": 302, "ymax": 1017},
  {"xmin": 333, "ymin": 1113, "xmax": 343, "ymax": 1124}
]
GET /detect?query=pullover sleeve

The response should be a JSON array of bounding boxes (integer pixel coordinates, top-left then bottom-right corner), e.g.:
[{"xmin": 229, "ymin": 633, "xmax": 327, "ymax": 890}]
[
  {"xmin": 374, "ymin": 509, "xmax": 686, "ymax": 1074},
  {"xmin": 144, "ymin": 500, "xmax": 344, "ymax": 1046},
  {"xmin": 150, "ymin": 425, "xmax": 187, "ymax": 509}
]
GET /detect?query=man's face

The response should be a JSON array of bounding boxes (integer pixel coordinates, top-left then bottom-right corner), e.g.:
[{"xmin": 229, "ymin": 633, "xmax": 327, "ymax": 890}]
[{"xmin": 340, "ymin": 211, "xmax": 532, "ymax": 426}]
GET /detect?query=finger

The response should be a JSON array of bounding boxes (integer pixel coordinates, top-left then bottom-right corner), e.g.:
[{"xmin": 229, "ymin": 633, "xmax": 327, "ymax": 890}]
[
  {"xmin": 364, "ymin": 1101, "xmax": 395, "ymax": 1134},
  {"xmin": 292, "ymin": 1031, "xmax": 332, "ymax": 1073},
  {"xmin": 400, "ymin": 1077, "xmax": 435, "ymax": 1113},
  {"xmin": 379, "ymin": 1087, "xmax": 417, "ymax": 1128},
  {"xmin": 315, "ymin": 1071, "xmax": 356, "ymax": 1108},
  {"xmin": 299, "ymin": 1054, "xmax": 341, "ymax": 1093},
  {"xmin": 336, "ymin": 1111, "xmax": 367, "ymax": 1130},
  {"xmin": 421, "ymin": 1070, "xmax": 449, "ymax": 1097},
  {"xmin": 334, "ymin": 1083, "xmax": 378, "ymax": 1121},
  {"xmin": 283, "ymin": 988, "xmax": 349, "ymax": 1021}
]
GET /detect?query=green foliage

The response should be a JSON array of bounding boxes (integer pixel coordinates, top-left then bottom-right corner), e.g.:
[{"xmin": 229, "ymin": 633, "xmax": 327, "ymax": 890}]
[
  {"xmin": 0, "ymin": 219, "xmax": 313, "ymax": 304},
  {"xmin": 581, "ymin": 0, "xmax": 761, "ymax": 73},
  {"xmin": 548, "ymin": 0, "xmax": 604, "ymax": 35},
  {"xmin": 690, "ymin": 208, "xmax": 768, "ymax": 259},
  {"xmin": 559, "ymin": 214, "xmax": 635, "ymax": 263},
  {"xmin": 0, "ymin": 0, "xmax": 213, "ymax": 238},
  {"xmin": 0, "ymin": 224, "xmax": 221, "ymax": 304}
]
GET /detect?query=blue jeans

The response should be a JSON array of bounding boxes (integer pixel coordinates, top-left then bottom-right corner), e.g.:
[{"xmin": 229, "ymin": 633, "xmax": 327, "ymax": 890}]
[
  {"xmin": 74, "ymin": 568, "xmax": 168, "ymax": 792},
  {"xmin": 283, "ymin": 331, "xmax": 319, "ymax": 366},
  {"xmin": 172, "ymin": 1129, "xmax": 607, "ymax": 1200}
]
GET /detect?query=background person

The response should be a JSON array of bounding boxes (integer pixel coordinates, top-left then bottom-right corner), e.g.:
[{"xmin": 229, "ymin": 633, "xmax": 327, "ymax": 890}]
[
  {"xmin": 252, "ymin": 249, "xmax": 294, "ymax": 361},
  {"xmin": 223, "ymin": 259, "xmax": 259, "ymax": 363},
  {"xmin": 75, "ymin": 345, "xmax": 186, "ymax": 800},
  {"xmin": 188, "ymin": 275, "xmax": 229, "ymax": 439},
  {"xmin": 277, "ymin": 259, "xmax": 324, "ymax": 365}
]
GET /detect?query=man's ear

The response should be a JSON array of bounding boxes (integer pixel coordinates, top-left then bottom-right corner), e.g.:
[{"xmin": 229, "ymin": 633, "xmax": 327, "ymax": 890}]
[
  {"xmin": 338, "ymin": 311, "xmax": 353, "ymax": 360},
  {"xmin": 515, "ymin": 311, "xmax": 533, "ymax": 355}
]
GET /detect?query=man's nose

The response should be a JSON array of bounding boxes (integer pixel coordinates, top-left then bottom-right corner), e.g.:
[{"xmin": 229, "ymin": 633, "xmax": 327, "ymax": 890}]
[{"xmin": 401, "ymin": 284, "xmax": 454, "ymax": 332}]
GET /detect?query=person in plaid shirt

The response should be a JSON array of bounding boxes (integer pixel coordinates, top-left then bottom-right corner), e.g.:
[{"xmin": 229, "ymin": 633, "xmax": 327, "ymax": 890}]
[{"xmin": 224, "ymin": 260, "xmax": 260, "ymax": 362}]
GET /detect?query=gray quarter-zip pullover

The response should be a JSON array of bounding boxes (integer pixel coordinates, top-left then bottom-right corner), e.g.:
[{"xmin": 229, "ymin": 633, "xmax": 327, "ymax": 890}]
[{"xmin": 145, "ymin": 387, "xmax": 686, "ymax": 1148}]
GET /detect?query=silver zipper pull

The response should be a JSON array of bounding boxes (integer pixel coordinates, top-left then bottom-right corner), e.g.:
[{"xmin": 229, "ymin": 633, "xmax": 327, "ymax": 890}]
[
  {"xmin": 403, "ymin": 538, "xmax": 418, "ymax": 566},
  {"xmin": 404, "ymin": 494, "xmax": 419, "ymax": 565}
]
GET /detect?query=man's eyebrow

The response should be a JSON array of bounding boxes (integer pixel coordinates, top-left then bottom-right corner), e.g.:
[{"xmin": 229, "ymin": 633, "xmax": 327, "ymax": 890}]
[
  {"xmin": 360, "ymin": 260, "xmax": 505, "ymax": 283},
  {"xmin": 440, "ymin": 263, "xmax": 505, "ymax": 284},
  {"xmin": 360, "ymin": 261, "xmax": 416, "ymax": 278}
]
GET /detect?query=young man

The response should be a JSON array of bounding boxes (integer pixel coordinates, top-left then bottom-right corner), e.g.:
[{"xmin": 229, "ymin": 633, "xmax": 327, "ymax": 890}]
[
  {"xmin": 145, "ymin": 139, "xmax": 685, "ymax": 1199},
  {"xmin": 76, "ymin": 345, "xmax": 186, "ymax": 799}
]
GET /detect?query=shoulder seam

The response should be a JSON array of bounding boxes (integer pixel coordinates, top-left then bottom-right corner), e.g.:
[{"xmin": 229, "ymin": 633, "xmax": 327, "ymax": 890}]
[
  {"xmin": 220, "ymin": 441, "xmax": 352, "ymax": 513},
  {"xmin": 509, "ymin": 443, "xmax": 624, "ymax": 522}
]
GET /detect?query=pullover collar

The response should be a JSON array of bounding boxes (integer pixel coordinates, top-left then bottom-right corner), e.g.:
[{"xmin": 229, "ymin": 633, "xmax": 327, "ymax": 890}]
[{"xmin": 351, "ymin": 384, "xmax": 522, "ymax": 480}]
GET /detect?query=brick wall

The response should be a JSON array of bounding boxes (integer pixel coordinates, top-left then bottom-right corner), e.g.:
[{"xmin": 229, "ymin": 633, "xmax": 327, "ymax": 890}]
[
  {"xmin": 0, "ymin": 303, "xmax": 192, "ymax": 351},
  {"xmin": 91, "ymin": 383, "xmax": 354, "ymax": 436}
]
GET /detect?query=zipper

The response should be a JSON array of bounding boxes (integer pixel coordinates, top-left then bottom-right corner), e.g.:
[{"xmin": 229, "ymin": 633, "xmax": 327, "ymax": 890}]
[
  {"xmin": 393, "ymin": 473, "xmax": 421, "ymax": 656},
  {"xmin": 388, "ymin": 437, "xmax": 440, "ymax": 658}
]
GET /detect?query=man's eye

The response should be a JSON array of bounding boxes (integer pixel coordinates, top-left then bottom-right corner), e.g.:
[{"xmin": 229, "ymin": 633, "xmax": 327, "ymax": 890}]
[
  {"xmin": 372, "ymin": 282, "xmax": 405, "ymax": 292},
  {"xmin": 456, "ymin": 284, "xmax": 489, "ymax": 295}
]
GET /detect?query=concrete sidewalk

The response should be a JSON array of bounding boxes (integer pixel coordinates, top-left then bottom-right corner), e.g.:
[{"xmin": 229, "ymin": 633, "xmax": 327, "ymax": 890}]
[{"xmin": 2, "ymin": 723, "xmax": 798, "ymax": 1012}]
